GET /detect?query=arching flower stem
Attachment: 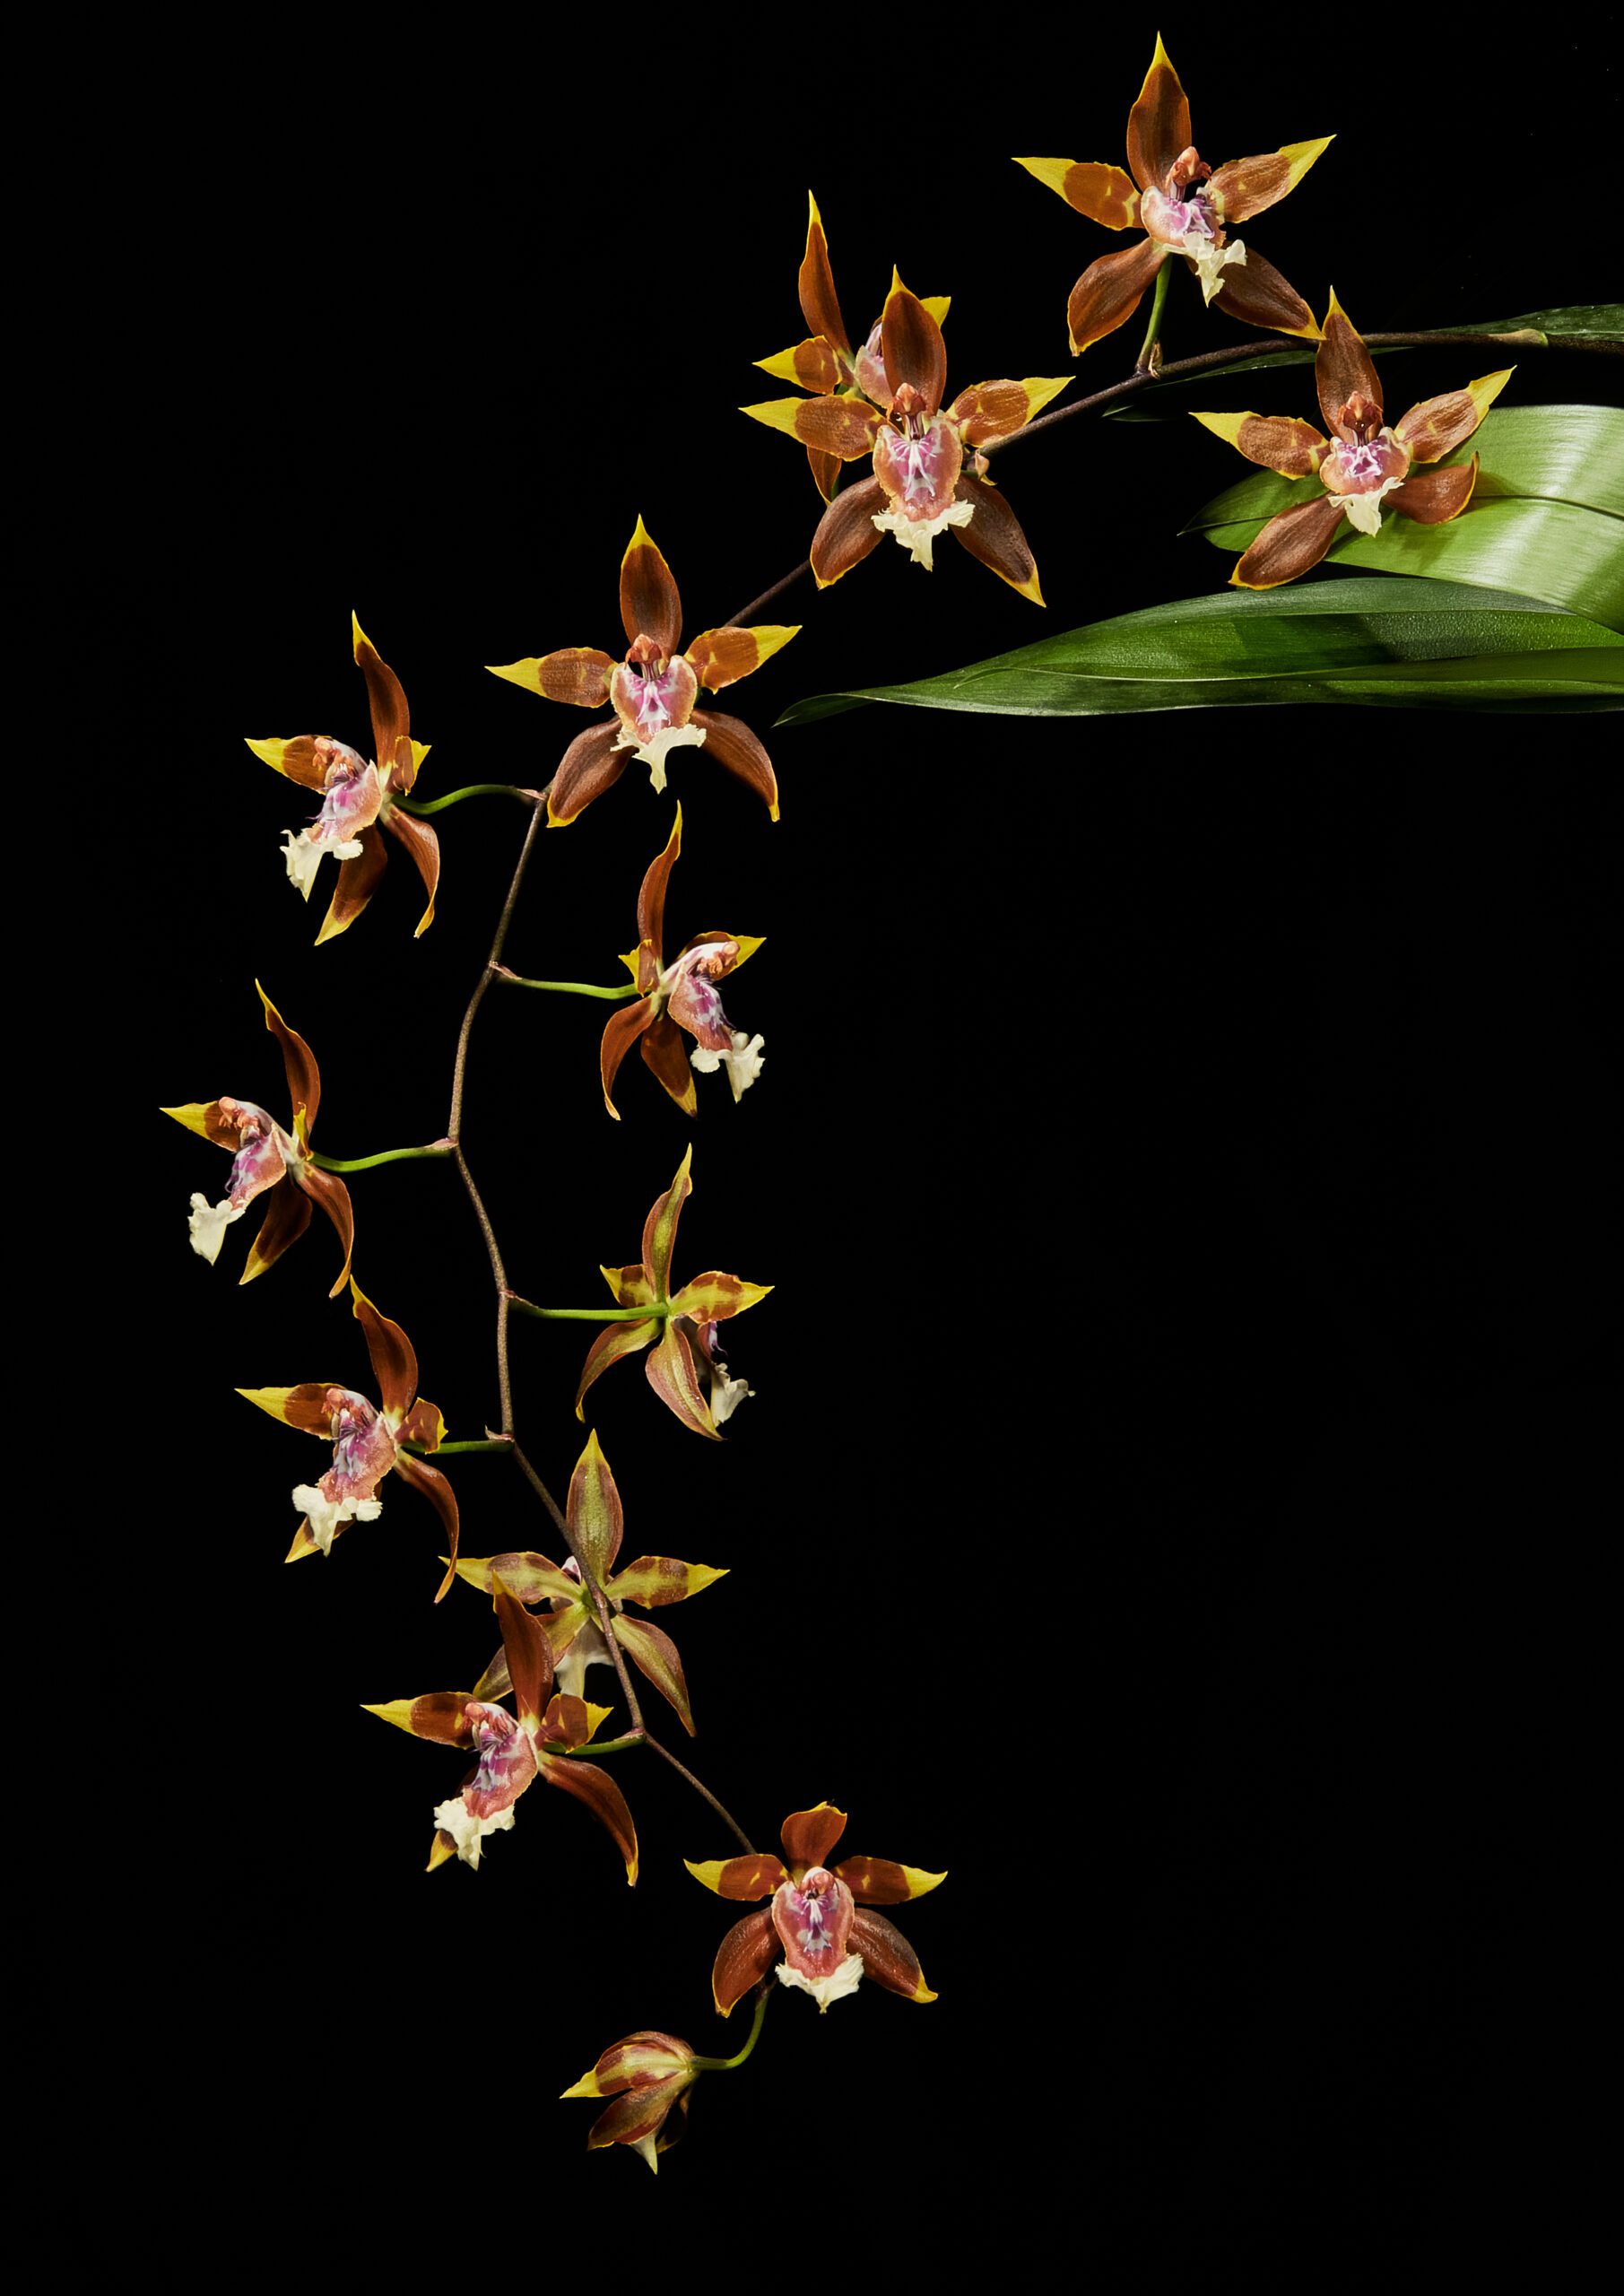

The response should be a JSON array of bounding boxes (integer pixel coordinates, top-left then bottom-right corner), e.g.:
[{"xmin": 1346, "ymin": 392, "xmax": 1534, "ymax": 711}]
[
  {"xmin": 309, "ymin": 1142, "xmax": 454, "ymax": 1173},
  {"xmin": 689, "ymin": 1986, "xmax": 772, "ymax": 2073},
  {"xmin": 1134, "ymin": 257, "xmax": 1172, "ymax": 372},
  {"xmin": 496, "ymin": 970, "xmax": 639, "ymax": 1002},
  {"xmin": 395, "ymin": 785, "xmax": 543, "ymax": 814}
]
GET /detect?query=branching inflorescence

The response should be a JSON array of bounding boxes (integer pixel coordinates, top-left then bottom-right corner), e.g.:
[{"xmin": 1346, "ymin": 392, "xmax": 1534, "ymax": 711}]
[{"xmin": 163, "ymin": 30, "xmax": 1620, "ymax": 2174}]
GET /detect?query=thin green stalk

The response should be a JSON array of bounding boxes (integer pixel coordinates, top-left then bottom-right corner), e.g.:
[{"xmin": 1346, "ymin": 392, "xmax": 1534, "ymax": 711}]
[
  {"xmin": 510, "ymin": 1298, "xmax": 663, "ymax": 1323},
  {"xmin": 310, "ymin": 1142, "xmax": 453, "ymax": 1173},
  {"xmin": 1134, "ymin": 257, "xmax": 1171, "ymax": 373},
  {"xmin": 496, "ymin": 967, "xmax": 638, "ymax": 1002},
  {"xmin": 395, "ymin": 785, "xmax": 542, "ymax": 815},
  {"xmin": 412, "ymin": 1438, "xmax": 515, "ymax": 1456},
  {"xmin": 690, "ymin": 1986, "xmax": 772, "ymax": 2072}
]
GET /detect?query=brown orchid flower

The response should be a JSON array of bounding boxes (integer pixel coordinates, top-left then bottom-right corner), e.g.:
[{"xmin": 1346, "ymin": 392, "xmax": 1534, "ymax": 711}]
[
  {"xmin": 487, "ymin": 518, "xmax": 795, "ymax": 826},
  {"xmin": 1193, "ymin": 292, "xmax": 1513, "ymax": 587},
  {"xmin": 1017, "ymin": 35, "xmax": 1331, "ymax": 356},
  {"xmin": 248, "ymin": 614, "xmax": 440, "ymax": 944}
]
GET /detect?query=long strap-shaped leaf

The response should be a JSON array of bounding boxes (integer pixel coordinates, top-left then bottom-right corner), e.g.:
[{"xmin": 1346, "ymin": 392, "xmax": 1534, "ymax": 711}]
[{"xmin": 774, "ymin": 577, "xmax": 1623, "ymax": 724}]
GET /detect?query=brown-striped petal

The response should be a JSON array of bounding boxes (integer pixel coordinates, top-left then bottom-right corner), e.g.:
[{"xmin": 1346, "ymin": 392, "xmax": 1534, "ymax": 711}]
[
  {"xmin": 245, "ymin": 735, "xmax": 329, "ymax": 794},
  {"xmin": 799, "ymin": 190, "xmax": 849, "ymax": 351},
  {"xmin": 236, "ymin": 1380, "xmax": 336, "ymax": 1435},
  {"xmin": 491, "ymin": 1570, "xmax": 555, "ymax": 1734},
  {"xmin": 685, "ymin": 1852, "xmax": 789, "ymax": 1900},
  {"xmin": 255, "ymin": 982, "xmax": 321, "ymax": 1141},
  {"xmin": 353, "ymin": 613, "xmax": 413, "ymax": 786},
  {"xmin": 360, "ymin": 1691, "xmax": 477, "ymax": 1747},
  {"xmin": 1316, "ymin": 292, "xmax": 1381, "ymax": 435},
  {"xmin": 352, "ymin": 1284, "xmax": 418, "ymax": 1418},
  {"xmin": 641, "ymin": 1146, "xmax": 691, "ymax": 1297},
  {"xmin": 639, "ymin": 1012, "xmax": 699, "ymax": 1115},
  {"xmin": 1210, "ymin": 247, "xmax": 1321, "ymax": 343},
  {"xmin": 1208, "ymin": 138, "xmax": 1333, "ymax": 226},
  {"xmin": 682, "ymin": 624, "xmax": 798, "ymax": 693},
  {"xmin": 573, "ymin": 1317, "xmax": 660, "ymax": 1420},
  {"xmin": 782, "ymin": 1803, "xmax": 847, "ymax": 1869},
  {"xmin": 646, "ymin": 1321, "xmax": 719, "ymax": 1439},
  {"xmin": 1191, "ymin": 410, "xmax": 1328, "ymax": 477},
  {"xmin": 538, "ymin": 1752, "xmax": 638, "ymax": 1884},
  {"xmin": 1125, "ymin": 33, "xmax": 1191, "ymax": 195},
  {"xmin": 547, "ymin": 721, "xmax": 629, "ymax": 828},
  {"xmin": 583, "ymin": 2075, "xmax": 690, "ymax": 2153},
  {"xmin": 605, "ymin": 1554, "xmax": 728, "ymax": 1607},
  {"xmin": 741, "ymin": 393, "xmax": 881, "ymax": 460},
  {"xmin": 161, "ymin": 1099, "xmax": 241, "ymax": 1149},
  {"xmin": 453, "ymin": 1550, "xmax": 579, "ymax": 1605},
  {"xmin": 950, "ymin": 474, "xmax": 1044, "ymax": 604},
  {"xmin": 809, "ymin": 478, "xmax": 889, "ymax": 589},
  {"xmin": 240, "ymin": 1175, "xmax": 312, "ymax": 1285},
  {"xmin": 880, "ymin": 276, "xmax": 947, "ymax": 414},
  {"xmin": 665, "ymin": 1272, "xmax": 771, "ymax": 1321},
  {"xmin": 612, "ymin": 1612, "xmax": 696, "ymax": 1735},
  {"xmin": 949, "ymin": 376, "xmax": 1073, "ymax": 446},
  {"xmin": 619, "ymin": 517, "xmax": 682, "ymax": 656},
  {"xmin": 1013, "ymin": 156, "xmax": 1141, "ymax": 229},
  {"xmin": 710, "ymin": 1908, "xmax": 780, "ymax": 2014},
  {"xmin": 601, "ymin": 1260, "xmax": 655, "ymax": 1308},
  {"xmin": 602, "ymin": 998, "xmax": 658, "ymax": 1119},
  {"xmin": 1388, "ymin": 456, "xmax": 1480, "ymax": 525},
  {"xmin": 395, "ymin": 1450, "xmax": 461, "ymax": 1599},
  {"xmin": 288, "ymin": 1160, "xmax": 355, "ymax": 1298},
  {"xmin": 1231, "ymin": 493, "xmax": 1348, "ymax": 587},
  {"xmin": 381, "ymin": 804, "xmax": 439, "ymax": 937},
  {"xmin": 1393, "ymin": 372, "xmax": 1513, "ymax": 463},
  {"xmin": 567, "ymin": 1427, "xmax": 625, "ymax": 1585},
  {"xmin": 1067, "ymin": 237, "xmax": 1166, "ymax": 356},
  {"xmin": 808, "ymin": 446, "xmax": 841, "ymax": 502},
  {"xmin": 832, "ymin": 1856, "xmax": 949, "ymax": 1905},
  {"xmin": 396, "ymin": 1396, "xmax": 445, "ymax": 1451},
  {"xmin": 488, "ymin": 647, "xmax": 616, "ymax": 707},
  {"xmin": 753, "ymin": 335, "xmax": 847, "ymax": 394},
  {"xmin": 685, "ymin": 710, "xmax": 780, "ymax": 819},
  {"xmin": 313, "ymin": 822, "xmax": 388, "ymax": 946},
  {"xmin": 638, "ymin": 806, "xmax": 681, "ymax": 978},
  {"xmin": 849, "ymin": 1905, "xmax": 936, "ymax": 2002}
]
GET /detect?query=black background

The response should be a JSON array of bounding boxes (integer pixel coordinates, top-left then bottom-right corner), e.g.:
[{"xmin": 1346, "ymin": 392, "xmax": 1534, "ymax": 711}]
[{"xmin": 113, "ymin": 24, "xmax": 1617, "ymax": 2276}]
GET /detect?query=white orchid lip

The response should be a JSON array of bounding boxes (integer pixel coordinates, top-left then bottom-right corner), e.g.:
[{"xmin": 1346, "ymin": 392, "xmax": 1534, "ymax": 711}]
[
  {"xmin": 610, "ymin": 722, "xmax": 707, "ymax": 796},
  {"xmin": 292, "ymin": 1483, "xmax": 383, "ymax": 1556},
  {"xmin": 689, "ymin": 1029, "xmax": 765, "ymax": 1102},
  {"xmin": 870, "ymin": 498, "xmax": 975, "ymax": 570},
  {"xmin": 431, "ymin": 1796, "xmax": 516, "ymax": 1870},
  {"xmin": 775, "ymin": 1951, "xmax": 865, "ymax": 2011},
  {"xmin": 187, "ymin": 1192, "xmax": 241, "ymax": 1264}
]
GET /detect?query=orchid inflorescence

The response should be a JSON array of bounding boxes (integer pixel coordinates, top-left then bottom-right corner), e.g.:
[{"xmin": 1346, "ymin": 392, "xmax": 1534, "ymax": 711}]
[{"xmin": 164, "ymin": 34, "xmax": 1598, "ymax": 2173}]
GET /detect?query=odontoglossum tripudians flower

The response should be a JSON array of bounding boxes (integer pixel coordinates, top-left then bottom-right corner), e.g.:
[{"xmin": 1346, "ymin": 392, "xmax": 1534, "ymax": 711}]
[
  {"xmin": 248, "ymin": 614, "xmax": 440, "ymax": 944},
  {"xmin": 162, "ymin": 981, "xmax": 353, "ymax": 1296}
]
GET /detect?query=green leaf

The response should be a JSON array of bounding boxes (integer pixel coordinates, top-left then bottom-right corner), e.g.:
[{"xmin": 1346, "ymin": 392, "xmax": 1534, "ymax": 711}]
[
  {"xmin": 1103, "ymin": 304, "xmax": 1624, "ymax": 420},
  {"xmin": 1185, "ymin": 406, "xmax": 1624, "ymax": 626},
  {"xmin": 774, "ymin": 577, "xmax": 1623, "ymax": 726}
]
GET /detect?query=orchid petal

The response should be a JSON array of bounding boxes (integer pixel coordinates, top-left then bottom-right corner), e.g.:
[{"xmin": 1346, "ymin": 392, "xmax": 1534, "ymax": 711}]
[
  {"xmin": 573, "ymin": 1318, "xmax": 660, "ymax": 1421},
  {"xmin": 547, "ymin": 721, "xmax": 629, "ymax": 828},
  {"xmin": 1231, "ymin": 493, "xmax": 1348, "ymax": 587},
  {"xmin": 1211, "ymin": 247, "xmax": 1320, "ymax": 342},
  {"xmin": 487, "ymin": 648, "xmax": 616, "ymax": 706},
  {"xmin": 950, "ymin": 475, "xmax": 1044, "ymax": 604},
  {"xmin": 849, "ymin": 1905, "xmax": 936, "ymax": 2002},
  {"xmin": 1393, "ymin": 372, "xmax": 1513, "ymax": 462},
  {"xmin": 684, "ymin": 710, "xmax": 780, "ymax": 819},
  {"xmin": 1387, "ymin": 456, "xmax": 1481, "ymax": 525},
  {"xmin": 1316, "ymin": 292, "xmax": 1383, "ymax": 435},
  {"xmin": 313, "ymin": 822, "xmax": 389, "ymax": 947},
  {"xmin": 646, "ymin": 1321, "xmax": 719, "ymax": 1439},
  {"xmin": 1014, "ymin": 156, "xmax": 1141, "ymax": 230},
  {"xmin": 809, "ymin": 476, "xmax": 889, "ymax": 588},
  {"xmin": 798, "ymin": 189, "xmax": 849, "ymax": 352},
  {"xmin": 619, "ymin": 517, "xmax": 682, "ymax": 655},
  {"xmin": 1066, "ymin": 238, "xmax": 1166, "ymax": 357},
  {"xmin": 1125, "ymin": 33, "xmax": 1191, "ymax": 196},
  {"xmin": 1191, "ymin": 410, "xmax": 1328, "ymax": 478},
  {"xmin": 709, "ymin": 1908, "xmax": 779, "ymax": 2015},
  {"xmin": 1208, "ymin": 138, "xmax": 1333, "ymax": 225}
]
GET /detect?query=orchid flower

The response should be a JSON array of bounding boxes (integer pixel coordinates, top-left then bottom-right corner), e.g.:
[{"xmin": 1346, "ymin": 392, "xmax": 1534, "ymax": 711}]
[
  {"xmin": 746, "ymin": 271, "xmax": 1069, "ymax": 599},
  {"xmin": 162, "ymin": 982, "xmax": 353, "ymax": 1296},
  {"xmin": 1017, "ymin": 36, "xmax": 1331, "ymax": 355},
  {"xmin": 687, "ymin": 1802, "xmax": 945, "ymax": 2014},
  {"xmin": 487, "ymin": 519, "xmax": 795, "ymax": 826},
  {"xmin": 560, "ymin": 2033, "xmax": 699, "ymax": 2174},
  {"xmin": 364, "ymin": 1573, "xmax": 638, "ymax": 1879},
  {"xmin": 449, "ymin": 1431, "xmax": 727, "ymax": 1735},
  {"xmin": 237, "ymin": 1282, "xmax": 460, "ymax": 1598},
  {"xmin": 749, "ymin": 189, "xmax": 951, "ymax": 503},
  {"xmin": 248, "ymin": 614, "xmax": 440, "ymax": 944},
  {"xmin": 571, "ymin": 1147, "xmax": 770, "ymax": 1439},
  {"xmin": 1193, "ymin": 293, "xmax": 1513, "ymax": 587},
  {"xmin": 599, "ymin": 804, "xmax": 764, "ymax": 1120}
]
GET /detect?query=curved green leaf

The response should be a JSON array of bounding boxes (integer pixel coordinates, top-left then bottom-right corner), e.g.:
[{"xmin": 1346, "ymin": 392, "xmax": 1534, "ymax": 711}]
[
  {"xmin": 774, "ymin": 577, "xmax": 1623, "ymax": 726},
  {"xmin": 1184, "ymin": 406, "xmax": 1624, "ymax": 626}
]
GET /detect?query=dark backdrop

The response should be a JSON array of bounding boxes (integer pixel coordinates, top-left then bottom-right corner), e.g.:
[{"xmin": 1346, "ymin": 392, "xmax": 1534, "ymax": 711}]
[{"xmin": 115, "ymin": 26, "xmax": 1617, "ymax": 2275}]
